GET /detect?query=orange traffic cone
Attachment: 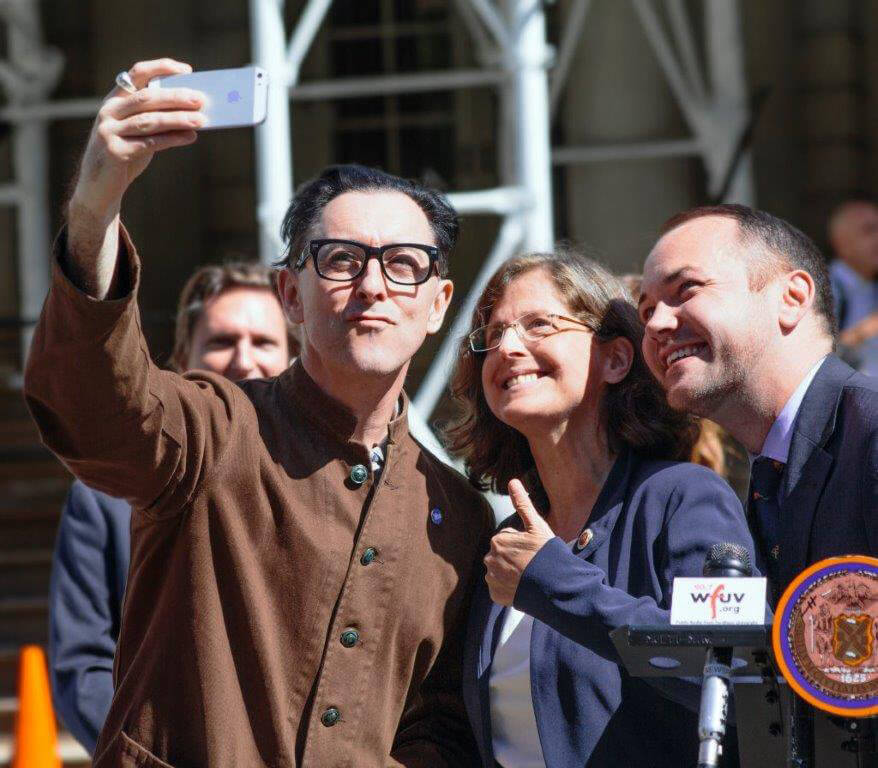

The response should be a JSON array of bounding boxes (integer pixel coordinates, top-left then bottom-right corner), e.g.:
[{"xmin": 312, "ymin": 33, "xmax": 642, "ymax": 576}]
[{"xmin": 11, "ymin": 645, "xmax": 61, "ymax": 768}]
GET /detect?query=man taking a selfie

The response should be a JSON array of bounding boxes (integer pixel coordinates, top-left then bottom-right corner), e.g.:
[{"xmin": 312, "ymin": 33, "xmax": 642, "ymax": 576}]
[
  {"xmin": 25, "ymin": 58, "xmax": 491, "ymax": 767},
  {"xmin": 48, "ymin": 260, "xmax": 297, "ymax": 755}
]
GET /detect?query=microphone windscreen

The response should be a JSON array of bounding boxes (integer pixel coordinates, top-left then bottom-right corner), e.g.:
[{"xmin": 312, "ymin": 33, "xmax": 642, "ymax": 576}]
[{"xmin": 704, "ymin": 542, "xmax": 752, "ymax": 577}]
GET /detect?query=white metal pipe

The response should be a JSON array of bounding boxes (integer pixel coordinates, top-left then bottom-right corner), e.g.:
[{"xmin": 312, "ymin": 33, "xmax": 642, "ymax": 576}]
[
  {"xmin": 249, "ymin": 0, "xmax": 294, "ymax": 264},
  {"xmin": 6, "ymin": 0, "xmax": 60, "ymax": 364},
  {"xmin": 446, "ymin": 186, "xmax": 530, "ymax": 216},
  {"xmin": 0, "ymin": 184, "xmax": 21, "ymax": 204},
  {"xmin": 286, "ymin": 0, "xmax": 333, "ymax": 85},
  {"xmin": 413, "ymin": 215, "xmax": 523, "ymax": 418},
  {"xmin": 507, "ymin": 0, "xmax": 553, "ymax": 251},
  {"xmin": 704, "ymin": 0, "xmax": 754, "ymax": 204},
  {"xmin": 12, "ymin": 120, "xmax": 51, "ymax": 359},
  {"xmin": 666, "ymin": 0, "xmax": 707, "ymax": 103},
  {"xmin": 467, "ymin": 0, "xmax": 513, "ymax": 51},
  {"xmin": 291, "ymin": 68, "xmax": 506, "ymax": 100},
  {"xmin": 553, "ymin": 138, "xmax": 701, "ymax": 165},
  {"xmin": 630, "ymin": 0, "xmax": 705, "ymax": 138},
  {"xmin": 452, "ymin": 0, "xmax": 495, "ymax": 65},
  {"xmin": 549, "ymin": 0, "xmax": 592, "ymax": 118}
]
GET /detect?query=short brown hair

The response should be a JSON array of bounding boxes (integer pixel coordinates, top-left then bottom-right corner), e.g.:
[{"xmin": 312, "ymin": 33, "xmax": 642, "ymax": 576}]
[
  {"xmin": 445, "ymin": 250, "xmax": 697, "ymax": 497},
  {"xmin": 661, "ymin": 204, "xmax": 837, "ymax": 338},
  {"xmin": 169, "ymin": 262, "xmax": 299, "ymax": 372}
]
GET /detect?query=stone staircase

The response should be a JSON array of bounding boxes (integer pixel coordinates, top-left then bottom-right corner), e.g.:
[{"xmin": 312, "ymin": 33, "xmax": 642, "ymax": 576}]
[{"xmin": 0, "ymin": 385, "xmax": 89, "ymax": 766}]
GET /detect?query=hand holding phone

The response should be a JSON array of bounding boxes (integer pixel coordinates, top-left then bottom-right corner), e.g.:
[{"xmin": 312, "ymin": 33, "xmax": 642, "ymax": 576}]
[{"xmin": 148, "ymin": 66, "xmax": 269, "ymax": 129}]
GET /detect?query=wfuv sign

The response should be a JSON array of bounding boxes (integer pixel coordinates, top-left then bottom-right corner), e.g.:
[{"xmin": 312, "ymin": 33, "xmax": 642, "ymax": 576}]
[{"xmin": 670, "ymin": 578, "xmax": 767, "ymax": 625}]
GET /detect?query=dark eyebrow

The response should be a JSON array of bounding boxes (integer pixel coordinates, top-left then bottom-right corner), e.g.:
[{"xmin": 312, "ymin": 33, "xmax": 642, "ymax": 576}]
[{"xmin": 637, "ymin": 267, "xmax": 695, "ymax": 307}]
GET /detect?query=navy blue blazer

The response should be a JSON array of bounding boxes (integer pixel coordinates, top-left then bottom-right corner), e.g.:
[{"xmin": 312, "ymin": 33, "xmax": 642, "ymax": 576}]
[
  {"xmin": 463, "ymin": 450, "xmax": 756, "ymax": 768},
  {"xmin": 48, "ymin": 480, "xmax": 130, "ymax": 755},
  {"xmin": 757, "ymin": 354, "xmax": 878, "ymax": 599}
]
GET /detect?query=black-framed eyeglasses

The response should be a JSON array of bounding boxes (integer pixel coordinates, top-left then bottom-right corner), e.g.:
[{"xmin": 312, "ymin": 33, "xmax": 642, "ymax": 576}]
[
  {"xmin": 469, "ymin": 311, "xmax": 593, "ymax": 353},
  {"xmin": 295, "ymin": 239, "xmax": 440, "ymax": 286}
]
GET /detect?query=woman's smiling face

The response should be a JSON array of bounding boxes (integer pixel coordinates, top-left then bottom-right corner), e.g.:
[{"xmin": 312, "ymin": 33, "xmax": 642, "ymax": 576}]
[{"xmin": 479, "ymin": 268, "xmax": 602, "ymax": 437}]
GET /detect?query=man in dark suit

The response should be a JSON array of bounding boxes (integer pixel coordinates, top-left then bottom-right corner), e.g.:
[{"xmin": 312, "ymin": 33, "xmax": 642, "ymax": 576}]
[{"xmin": 637, "ymin": 204, "xmax": 878, "ymax": 603}]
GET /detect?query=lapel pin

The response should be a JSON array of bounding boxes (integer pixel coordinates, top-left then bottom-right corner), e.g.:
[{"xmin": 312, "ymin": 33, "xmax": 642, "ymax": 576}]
[
  {"xmin": 576, "ymin": 528, "xmax": 593, "ymax": 550},
  {"xmin": 430, "ymin": 508, "xmax": 443, "ymax": 525}
]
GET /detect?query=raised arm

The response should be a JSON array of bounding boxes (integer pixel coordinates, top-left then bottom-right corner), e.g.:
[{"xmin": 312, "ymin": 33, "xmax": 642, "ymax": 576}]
[
  {"xmin": 488, "ymin": 473, "xmax": 755, "ymax": 658},
  {"xmin": 24, "ymin": 58, "xmax": 245, "ymax": 512},
  {"xmin": 64, "ymin": 58, "xmax": 203, "ymax": 299}
]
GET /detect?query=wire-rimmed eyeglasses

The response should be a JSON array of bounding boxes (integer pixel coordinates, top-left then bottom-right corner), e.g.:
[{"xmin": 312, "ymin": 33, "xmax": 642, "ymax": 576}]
[
  {"xmin": 295, "ymin": 239, "xmax": 440, "ymax": 286},
  {"xmin": 468, "ymin": 311, "xmax": 593, "ymax": 353}
]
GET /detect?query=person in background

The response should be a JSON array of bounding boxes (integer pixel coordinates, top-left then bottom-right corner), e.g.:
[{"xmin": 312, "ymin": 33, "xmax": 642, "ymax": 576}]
[
  {"xmin": 448, "ymin": 250, "xmax": 754, "ymax": 767},
  {"xmin": 639, "ymin": 204, "xmax": 878, "ymax": 605},
  {"xmin": 827, "ymin": 200, "xmax": 878, "ymax": 376},
  {"xmin": 48, "ymin": 261, "xmax": 297, "ymax": 754}
]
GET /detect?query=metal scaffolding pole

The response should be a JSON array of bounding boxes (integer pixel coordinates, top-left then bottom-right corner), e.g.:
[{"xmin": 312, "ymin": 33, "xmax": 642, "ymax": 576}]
[
  {"xmin": 4, "ymin": 1, "xmax": 753, "ymax": 428},
  {"xmin": 2, "ymin": 0, "xmax": 63, "ymax": 369},
  {"xmin": 249, "ymin": 0, "xmax": 295, "ymax": 263},
  {"xmin": 505, "ymin": 0, "xmax": 554, "ymax": 252}
]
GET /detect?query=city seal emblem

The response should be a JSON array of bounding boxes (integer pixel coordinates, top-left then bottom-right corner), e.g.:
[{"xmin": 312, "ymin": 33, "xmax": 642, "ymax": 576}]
[{"xmin": 772, "ymin": 555, "xmax": 878, "ymax": 717}]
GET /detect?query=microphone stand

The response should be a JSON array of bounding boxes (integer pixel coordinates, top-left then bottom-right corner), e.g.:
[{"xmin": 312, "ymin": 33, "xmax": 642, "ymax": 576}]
[
  {"xmin": 698, "ymin": 646, "xmax": 732, "ymax": 767},
  {"xmin": 697, "ymin": 543, "xmax": 754, "ymax": 768}
]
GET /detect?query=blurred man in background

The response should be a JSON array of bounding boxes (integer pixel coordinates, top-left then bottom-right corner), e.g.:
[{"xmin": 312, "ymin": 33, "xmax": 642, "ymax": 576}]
[
  {"xmin": 48, "ymin": 261, "xmax": 296, "ymax": 754},
  {"xmin": 828, "ymin": 200, "xmax": 878, "ymax": 376}
]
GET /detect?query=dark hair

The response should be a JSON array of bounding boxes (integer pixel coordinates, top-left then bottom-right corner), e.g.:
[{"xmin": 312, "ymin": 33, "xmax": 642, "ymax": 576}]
[
  {"xmin": 170, "ymin": 261, "xmax": 300, "ymax": 372},
  {"xmin": 445, "ymin": 250, "xmax": 698, "ymax": 497},
  {"xmin": 661, "ymin": 204, "xmax": 837, "ymax": 338},
  {"xmin": 276, "ymin": 164, "xmax": 458, "ymax": 277}
]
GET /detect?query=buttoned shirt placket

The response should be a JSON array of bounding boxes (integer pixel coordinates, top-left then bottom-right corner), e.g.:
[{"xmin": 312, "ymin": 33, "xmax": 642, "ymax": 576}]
[{"xmin": 301, "ymin": 438, "xmax": 399, "ymax": 762}]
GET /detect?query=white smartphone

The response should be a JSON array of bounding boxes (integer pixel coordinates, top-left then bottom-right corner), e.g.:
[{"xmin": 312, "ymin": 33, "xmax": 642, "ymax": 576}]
[{"xmin": 148, "ymin": 66, "xmax": 268, "ymax": 129}]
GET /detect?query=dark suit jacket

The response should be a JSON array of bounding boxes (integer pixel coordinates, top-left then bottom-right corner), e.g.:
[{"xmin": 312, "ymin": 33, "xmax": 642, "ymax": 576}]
[
  {"xmin": 48, "ymin": 480, "xmax": 130, "ymax": 755},
  {"xmin": 754, "ymin": 355, "xmax": 878, "ymax": 600},
  {"xmin": 462, "ymin": 450, "xmax": 756, "ymax": 768}
]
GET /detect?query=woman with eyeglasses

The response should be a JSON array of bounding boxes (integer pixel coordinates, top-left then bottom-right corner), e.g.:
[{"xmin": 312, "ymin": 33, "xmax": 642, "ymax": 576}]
[{"xmin": 446, "ymin": 250, "xmax": 755, "ymax": 768}]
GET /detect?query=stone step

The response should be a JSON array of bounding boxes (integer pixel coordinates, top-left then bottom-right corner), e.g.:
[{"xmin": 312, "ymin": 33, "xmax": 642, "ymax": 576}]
[
  {"xmin": 0, "ymin": 697, "xmax": 14, "ymax": 737},
  {"xmin": 0, "ymin": 598, "xmax": 48, "ymax": 652},
  {"xmin": 0, "ymin": 731, "xmax": 91, "ymax": 767},
  {"xmin": 0, "ymin": 549, "xmax": 52, "ymax": 598},
  {"xmin": 0, "ymin": 696, "xmax": 91, "ymax": 765},
  {"xmin": 0, "ymin": 647, "xmax": 17, "ymax": 701},
  {"xmin": 0, "ymin": 516, "xmax": 62, "ymax": 553},
  {"xmin": 0, "ymin": 477, "xmax": 68, "ymax": 551},
  {"xmin": 0, "ymin": 451, "xmax": 68, "ymax": 482},
  {"xmin": 0, "ymin": 477, "xmax": 70, "ymax": 518}
]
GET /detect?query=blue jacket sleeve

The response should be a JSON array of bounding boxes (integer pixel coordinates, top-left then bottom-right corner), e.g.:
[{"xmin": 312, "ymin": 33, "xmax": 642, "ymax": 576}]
[
  {"xmin": 513, "ymin": 466, "xmax": 757, "ymax": 717},
  {"xmin": 48, "ymin": 481, "xmax": 130, "ymax": 755}
]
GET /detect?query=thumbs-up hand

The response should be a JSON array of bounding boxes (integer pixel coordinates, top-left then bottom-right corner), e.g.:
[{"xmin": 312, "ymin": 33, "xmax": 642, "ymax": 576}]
[{"xmin": 484, "ymin": 479, "xmax": 555, "ymax": 606}]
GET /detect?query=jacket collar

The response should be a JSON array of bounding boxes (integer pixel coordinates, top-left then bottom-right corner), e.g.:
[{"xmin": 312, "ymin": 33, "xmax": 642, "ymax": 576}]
[
  {"xmin": 481, "ymin": 448, "xmax": 635, "ymax": 664},
  {"xmin": 778, "ymin": 355, "xmax": 853, "ymax": 588},
  {"xmin": 278, "ymin": 358, "xmax": 410, "ymax": 446}
]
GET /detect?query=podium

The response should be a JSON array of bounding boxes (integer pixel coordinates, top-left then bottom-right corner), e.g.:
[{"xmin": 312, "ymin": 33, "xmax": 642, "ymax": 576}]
[{"xmin": 611, "ymin": 624, "xmax": 876, "ymax": 767}]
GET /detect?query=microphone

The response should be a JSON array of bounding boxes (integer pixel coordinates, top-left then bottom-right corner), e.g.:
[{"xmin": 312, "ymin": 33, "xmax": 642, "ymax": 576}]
[{"xmin": 697, "ymin": 542, "xmax": 752, "ymax": 768}]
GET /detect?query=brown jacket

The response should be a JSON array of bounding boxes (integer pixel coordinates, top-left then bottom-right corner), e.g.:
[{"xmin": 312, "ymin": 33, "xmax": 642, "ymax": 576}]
[{"xmin": 24, "ymin": 230, "xmax": 493, "ymax": 768}]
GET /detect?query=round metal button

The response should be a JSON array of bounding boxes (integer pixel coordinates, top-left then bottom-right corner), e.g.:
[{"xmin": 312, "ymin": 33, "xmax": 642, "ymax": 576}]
[
  {"xmin": 321, "ymin": 707, "xmax": 340, "ymax": 727},
  {"xmin": 360, "ymin": 547, "xmax": 377, "ymax": 566},
  {"xmin": 340, "ymin": 629, "xmax": 359, "ymax": 648},
  {"xmin": 349, "ymin": 464, "xmax": 368, "ymax": 485}
]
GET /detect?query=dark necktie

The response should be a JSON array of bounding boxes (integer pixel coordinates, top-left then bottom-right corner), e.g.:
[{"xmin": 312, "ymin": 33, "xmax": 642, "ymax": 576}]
[{"xmin": 749, "ymin": 457, "xmax": 785, "ymax": 584}]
